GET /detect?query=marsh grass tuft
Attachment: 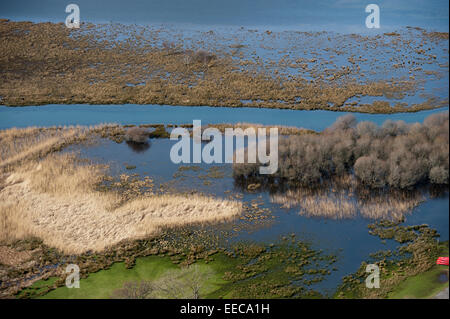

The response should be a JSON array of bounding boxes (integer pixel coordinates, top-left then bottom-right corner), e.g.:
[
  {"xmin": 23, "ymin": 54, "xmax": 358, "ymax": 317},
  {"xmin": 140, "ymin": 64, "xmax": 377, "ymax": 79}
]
[{"xmin": 0, "ymin": 151, "xmax": 242, "ymax": 253}]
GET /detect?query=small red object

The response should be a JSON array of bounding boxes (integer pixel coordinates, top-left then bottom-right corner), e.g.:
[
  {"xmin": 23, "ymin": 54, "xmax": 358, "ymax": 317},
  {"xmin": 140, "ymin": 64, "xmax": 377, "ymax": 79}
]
[{"xmin": 436, "ymin": 257, "xmax": 449, "ymax": 266}]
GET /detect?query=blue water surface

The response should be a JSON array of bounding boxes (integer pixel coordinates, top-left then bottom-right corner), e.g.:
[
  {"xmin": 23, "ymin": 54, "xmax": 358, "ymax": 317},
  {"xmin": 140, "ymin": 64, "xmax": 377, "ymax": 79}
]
[{"xmin": 1, "ymin": 104, "xmax": 448, "ymax": 130}]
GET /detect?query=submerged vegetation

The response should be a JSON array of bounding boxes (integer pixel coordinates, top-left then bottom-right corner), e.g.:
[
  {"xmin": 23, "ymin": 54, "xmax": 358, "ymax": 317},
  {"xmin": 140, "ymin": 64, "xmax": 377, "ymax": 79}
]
[
  {"xmin": 0, "ymin": 116, "xmax": 447, "ymax": 299},
  {"xmin": 0, "ymin": 20, "xmax": 448, "ymax": 113},
  {"xmin": 335, "ymin": 221, "xmax": 447, "ymax": 299},
  {"xmin": 12, "ymin": 236, "xmax": 337, "ymax": 299}
]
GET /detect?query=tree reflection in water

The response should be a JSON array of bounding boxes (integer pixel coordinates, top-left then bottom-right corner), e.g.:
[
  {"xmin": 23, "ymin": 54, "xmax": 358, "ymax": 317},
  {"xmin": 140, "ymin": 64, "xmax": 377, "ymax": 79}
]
[{"xmin": 126, "ymin": 141, "xmax": 151, "ymax": 153}]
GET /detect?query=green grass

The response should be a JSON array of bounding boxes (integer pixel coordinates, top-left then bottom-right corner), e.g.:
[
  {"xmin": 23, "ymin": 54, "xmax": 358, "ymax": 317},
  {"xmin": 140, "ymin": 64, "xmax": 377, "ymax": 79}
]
[
  {"xmin": 389, "ymin": 241, "xmax": 449, "ymax": 299},
  {"xmin": 40, "ymin": 256, "xmax": 176, "ymax": 299},
  {"xmin": 20, "ymin": 255, "xmax": 230, "ymax": 299},
  {"xmin": 17, "ymin": 240, "xmax": 336, "ymax": 299},
  {"xmin": 388, "ymin": 266, "xmax": 448, "ymax": 299}
]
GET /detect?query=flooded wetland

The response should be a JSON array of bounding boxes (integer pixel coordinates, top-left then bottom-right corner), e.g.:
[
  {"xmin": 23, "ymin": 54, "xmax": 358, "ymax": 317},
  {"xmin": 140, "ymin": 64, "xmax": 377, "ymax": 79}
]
[{"xmin": 0, "ymin": 2, "xmax": 448, "ymax": 300}]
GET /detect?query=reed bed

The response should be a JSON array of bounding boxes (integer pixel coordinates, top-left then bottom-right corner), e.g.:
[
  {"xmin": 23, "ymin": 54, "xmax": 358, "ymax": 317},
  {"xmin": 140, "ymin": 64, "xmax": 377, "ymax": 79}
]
[
  {"xmin": 0, "ymin": 126, "xmax": 89, "ymax": 170},
  {"xmin": 206, "ymin": 123, "xmax": 316, "ymax": 136},
  {"xmin": 1, "ymin": 21, "xmax": 446, "ymax": 114},
  {"xmin": 0, "ymin": 152, "xmax": 242, "ymax": 254}
]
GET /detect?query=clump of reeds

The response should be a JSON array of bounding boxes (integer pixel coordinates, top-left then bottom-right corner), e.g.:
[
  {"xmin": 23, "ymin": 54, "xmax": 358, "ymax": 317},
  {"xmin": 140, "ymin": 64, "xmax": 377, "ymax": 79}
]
[
  {"xmin": 148, "ymin": 126, "xmax": 170, "ymax": 138},
  {"xmin": 192, "ymin": 50, "xmax": 216, "ymax": 64},
  {"xmin": 0, "ymin": 152, "xmax": 242, "ymax": 254},
  {"xmin": 0, "ymin": 126, "xmax": 89, "ymax": 171}
]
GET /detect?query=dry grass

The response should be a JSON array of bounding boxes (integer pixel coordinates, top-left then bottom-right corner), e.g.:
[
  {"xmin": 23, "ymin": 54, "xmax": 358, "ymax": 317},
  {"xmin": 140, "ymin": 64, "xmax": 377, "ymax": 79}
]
[
  {"xmin": 0, "ymin": 153, "xmax": 242, "ymax": 254},
  {"xmin": 1, "ymin": 21, "xmax": 446, "ymax": 113},
  {"xmin": 0, "ymin": 245, "xmax": 32, "ymax": 266},
  {"xmin": 0, "ymin": 126, "xmax": 89, "ymax": 171},
  {"xmin": 206, "ymin": 123, "xmax": 316, "ymax": 136}
]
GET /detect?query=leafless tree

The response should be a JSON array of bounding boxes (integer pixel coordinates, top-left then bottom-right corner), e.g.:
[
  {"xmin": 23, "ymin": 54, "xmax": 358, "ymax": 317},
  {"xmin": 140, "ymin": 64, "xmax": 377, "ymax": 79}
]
[
  {"xmin": 110, "ymin": 280, "xmax": 154, "ymax": 299},
  {"xmin": 153, "ymin": 264, "xmax": 214, "ymax": 299},
  {"xmin": 233, "ymin": 112, "xmax": 449, "ymax": 189}
]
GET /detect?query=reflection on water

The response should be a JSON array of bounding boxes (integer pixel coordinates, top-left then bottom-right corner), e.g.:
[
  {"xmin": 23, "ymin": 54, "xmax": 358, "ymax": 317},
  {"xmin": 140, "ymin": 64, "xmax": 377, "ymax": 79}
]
[
  {"xmin": 234, "ymin": 173, "xmax": 446, "ymax": 221},
  {"xmin": 270, "ymin": 187, "xmax": 429, "ymax": 220},
  {"xmin": 68, "ymin": 136, "xmax": 449, "ymax": 228},
  {"xmin": 438, "ymin": 272, "xmax": 449, "ymax": 283},
  {"xmin": 65, "ymin": 136, "xmax": 449, "ymax": 293},
  {"xmin": 126, "ymin": 141, "xmax": 151, "ymax": 153}
]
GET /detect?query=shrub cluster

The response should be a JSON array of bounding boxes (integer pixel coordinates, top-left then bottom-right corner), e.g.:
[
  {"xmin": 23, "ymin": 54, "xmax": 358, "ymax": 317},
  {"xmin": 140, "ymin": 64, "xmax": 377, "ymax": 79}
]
[
  {"xmin": 233, "ymin": 112, "xmax": 449, "ymax": 189},
  {"xmin": 183, "ymin": 49, "xmax": 216, "ymax": 65},
  {"xmin": 125, "ymin": 127, "xmax": 149, "ymax": 143}
]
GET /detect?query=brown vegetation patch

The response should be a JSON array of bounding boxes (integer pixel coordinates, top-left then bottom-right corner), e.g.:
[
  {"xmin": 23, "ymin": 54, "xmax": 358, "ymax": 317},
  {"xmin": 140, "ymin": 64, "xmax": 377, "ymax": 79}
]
[
  {"xmin": 0, "ymin": 151, "xmax": 242, "ymax": 254},
  {"xmin": 125, "ymin": 127, "xmax": 149, "ymax": 143},
  {"xmin": 206, "ymin": 122, "xmax": 316, "ymax": 136},
  {"xmin": 0, "ymin": 21, "xmax": 447, "ymax": 113},
  {"xmin": 234, "ymin": 112, "xmax": 449, "ymax": 189},
  {"xmin": 0, "ymin": 246, "xmax": 32, "ymax": 267}
]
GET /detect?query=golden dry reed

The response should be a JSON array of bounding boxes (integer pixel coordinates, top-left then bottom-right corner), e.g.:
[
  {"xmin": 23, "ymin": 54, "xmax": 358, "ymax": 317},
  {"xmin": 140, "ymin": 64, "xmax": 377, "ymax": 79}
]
[{"xmin": 0, "ymin": 128, "xmax": 242, "ymax": 254}]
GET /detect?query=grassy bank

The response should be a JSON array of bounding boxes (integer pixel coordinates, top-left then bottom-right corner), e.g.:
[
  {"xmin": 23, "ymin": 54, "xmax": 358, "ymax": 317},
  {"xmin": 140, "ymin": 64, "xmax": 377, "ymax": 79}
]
[
  {"xmin": 28, "ymin": 256, "xmax": 219, "ymax": 299},
  {"xmin": 16, "ymin": 239, "xmax": 337, "ymax": 299},
  {"xmin": 24, "ymin": 256, "xmax": 228, "ymax": 299},
  {"xmin": 335, "ymin": 221, "xmax": 448, "ymax": 299},
  {"xmin": 388, "ymin": 241, "xmax": 449, "ymax": 299},
  {"xmin": 388, "ymin": 265, "xmax": 448, "ymax": 299}
]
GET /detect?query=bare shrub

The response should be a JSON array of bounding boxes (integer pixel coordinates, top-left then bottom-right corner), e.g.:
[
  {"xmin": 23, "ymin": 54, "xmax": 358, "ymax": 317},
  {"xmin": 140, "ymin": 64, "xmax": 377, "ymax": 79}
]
[
  {"xmin": 233, "ymin": 112, "xmax": 449, "ymax": 189},
  {"xmin": 109, "ymin": 265, "xmax": 214, "ymax": 299},
  {"xmin": 125, "ymin": 127, "xmax": 149, "ymax": 144},
  {"xmin": 111, "ymin": 281, "xmax": 154, "ymax": 299},
  {"xmin": 329, "ymin": 114, "xmax": 357, "ymax": 131},
  {"xmin": 429, "ymin": 166, "xmax": 449, "ymax": 184},
  {"xmin": 193, "ymin": 50, "xmax": 216, "ymax": 64},
  {"xmin": 354, "ymin": 156, "xmax": 388, "ymax": 188},
  {"xmin": 381, "ymin": 119, "xmax": 408, "ymax": 136},
  {"xmin": 356, "ymin": 121, "xmax": 379, "ymax": 137},
  {"xmin": 153, "ymin": 264, "xmax": 214, "ymax": 299}
]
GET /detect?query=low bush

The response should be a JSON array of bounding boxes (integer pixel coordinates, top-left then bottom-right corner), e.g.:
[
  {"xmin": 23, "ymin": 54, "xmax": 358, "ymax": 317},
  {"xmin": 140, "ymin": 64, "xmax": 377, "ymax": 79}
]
[
  {"xmin": 233, "ymin": 112, "xmax": 449, "ymax": 189},
  {"xmin": 148, "ymin": 126, "xmax": 170, "ymax": 138},
  {"xmin": 125, "ymin": 127, "xmax": 149, "ymax": 143}
]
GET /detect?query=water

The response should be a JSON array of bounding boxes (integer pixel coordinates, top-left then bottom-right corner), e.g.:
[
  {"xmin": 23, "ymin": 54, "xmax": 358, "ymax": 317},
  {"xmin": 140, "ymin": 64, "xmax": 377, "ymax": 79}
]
[
  {"xmin": 1, "ymin": 104, "xmax": 448, "ymax": 130},
  {"xmin": 1, "ymin": 0, "xmax": 448, "ymax": 32},
  {"xmin": 65, "ymin": 136, "xmax": 449, "ymax": 294},
  {"xmin": 2, "ymin": 104, "xmax": 449, "ymax": 294},
  {"xmin": 1, "ymin": 0, "xmax": 448, "ymax": 297}
]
